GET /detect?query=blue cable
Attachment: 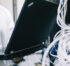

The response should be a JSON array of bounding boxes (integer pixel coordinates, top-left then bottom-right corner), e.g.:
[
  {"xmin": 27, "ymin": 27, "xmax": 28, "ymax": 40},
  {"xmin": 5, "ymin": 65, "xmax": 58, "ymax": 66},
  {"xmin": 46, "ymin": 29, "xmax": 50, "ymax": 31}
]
[
  {"xmin": 50, "ymin": 41, "xmax": 59, "ymax": 55},
  {"xmin": 57, "ymin": 0, "xmax": 60, "ymax": 4}
]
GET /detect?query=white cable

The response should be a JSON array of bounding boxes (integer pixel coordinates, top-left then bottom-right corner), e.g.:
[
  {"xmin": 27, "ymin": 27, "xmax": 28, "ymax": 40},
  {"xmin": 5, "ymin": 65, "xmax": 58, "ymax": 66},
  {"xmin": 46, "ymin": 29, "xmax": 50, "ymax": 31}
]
[
  {"xmin": 42, "ymin": 36, "xmax": 61, "ymax": 66},
  {"xmin": 42, "ymin": 0, "xmax": 70, "ymax": 66}
]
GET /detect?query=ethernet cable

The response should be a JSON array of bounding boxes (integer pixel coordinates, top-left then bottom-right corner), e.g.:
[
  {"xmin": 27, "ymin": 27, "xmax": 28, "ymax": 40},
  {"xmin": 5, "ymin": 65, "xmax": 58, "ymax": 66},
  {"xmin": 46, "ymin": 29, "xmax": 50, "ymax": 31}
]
[{"xmin": 42, "ymin": 0, "xmax": 70, "ymax": 66}]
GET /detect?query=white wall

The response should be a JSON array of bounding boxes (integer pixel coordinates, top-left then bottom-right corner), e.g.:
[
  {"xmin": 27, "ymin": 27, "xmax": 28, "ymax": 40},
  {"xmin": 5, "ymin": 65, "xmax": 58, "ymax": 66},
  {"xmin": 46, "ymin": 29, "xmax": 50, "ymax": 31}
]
[
  {"xmin": 0, "ymin": 0, "xmax": 13, "ymax": 17},
  {"xmin": 0, "ymin": 0, "xmax": 25, "ymax": 22},
  {"xmin": 13, "ymin": 0, "xmax": 25, "ymax": 21},
  {"xmin": 17, "ymin": 0, "xmax": 25, "ymax": 18}
]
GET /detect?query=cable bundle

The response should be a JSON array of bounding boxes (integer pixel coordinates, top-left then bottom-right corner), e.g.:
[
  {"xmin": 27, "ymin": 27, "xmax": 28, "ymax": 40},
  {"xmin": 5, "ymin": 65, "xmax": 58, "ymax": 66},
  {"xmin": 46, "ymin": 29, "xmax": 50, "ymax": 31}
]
[{"xmin": 42, "ymin": 0, "xmax": 70, "ymax": 66}]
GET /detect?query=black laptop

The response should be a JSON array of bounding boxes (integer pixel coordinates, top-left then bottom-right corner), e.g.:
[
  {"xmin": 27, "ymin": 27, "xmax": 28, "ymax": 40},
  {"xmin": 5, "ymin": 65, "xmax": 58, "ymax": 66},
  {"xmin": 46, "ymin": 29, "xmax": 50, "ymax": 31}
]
[{"xmin": 4, "ymin": 0, "xmax": 60, "ymax": 59}]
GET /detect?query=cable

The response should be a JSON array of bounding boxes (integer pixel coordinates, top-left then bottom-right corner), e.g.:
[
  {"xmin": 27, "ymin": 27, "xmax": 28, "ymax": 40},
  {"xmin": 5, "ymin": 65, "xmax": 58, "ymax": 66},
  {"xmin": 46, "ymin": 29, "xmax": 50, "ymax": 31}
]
[{"xmin": 42, "ymin": 0, "xmax": 70, "ymax": 66}]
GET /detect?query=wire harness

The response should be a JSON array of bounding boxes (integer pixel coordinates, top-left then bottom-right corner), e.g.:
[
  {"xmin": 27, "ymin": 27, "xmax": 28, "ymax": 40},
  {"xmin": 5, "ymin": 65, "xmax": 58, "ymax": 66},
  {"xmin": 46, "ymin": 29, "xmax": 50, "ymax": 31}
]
[{"xmin": 42, "ymin": 0, "xmax": 70, "ymax": 66}]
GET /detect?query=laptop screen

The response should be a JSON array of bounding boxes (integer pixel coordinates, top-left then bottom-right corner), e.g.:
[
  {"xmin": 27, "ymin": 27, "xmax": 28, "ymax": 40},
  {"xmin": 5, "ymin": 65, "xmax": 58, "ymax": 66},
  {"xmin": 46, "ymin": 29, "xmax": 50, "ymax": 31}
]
[{"xmin": 5, "ymin": 0, "xmax": 60, "ymax": 59}]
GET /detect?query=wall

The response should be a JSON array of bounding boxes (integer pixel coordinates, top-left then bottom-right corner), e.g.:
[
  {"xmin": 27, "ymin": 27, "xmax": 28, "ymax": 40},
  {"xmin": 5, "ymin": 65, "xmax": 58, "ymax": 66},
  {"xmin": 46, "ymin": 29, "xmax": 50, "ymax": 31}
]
[
  {"xmin": 0, "ymin": 0, "xmax": 13, "ymax": 17},
  {"xmin": 17, "ymin": 0, "xmax": 25, "ymax": 18}
]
